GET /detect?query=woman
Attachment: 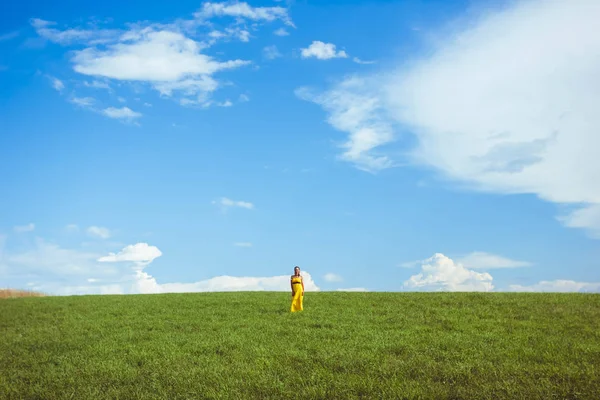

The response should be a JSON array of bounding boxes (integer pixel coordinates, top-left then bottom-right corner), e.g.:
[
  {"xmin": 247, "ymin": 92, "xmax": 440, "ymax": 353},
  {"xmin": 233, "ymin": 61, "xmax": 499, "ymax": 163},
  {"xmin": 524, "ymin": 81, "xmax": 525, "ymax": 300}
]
[{"xmin": 290, "ymin": 266, "xmax": 304, "ymax": 312}]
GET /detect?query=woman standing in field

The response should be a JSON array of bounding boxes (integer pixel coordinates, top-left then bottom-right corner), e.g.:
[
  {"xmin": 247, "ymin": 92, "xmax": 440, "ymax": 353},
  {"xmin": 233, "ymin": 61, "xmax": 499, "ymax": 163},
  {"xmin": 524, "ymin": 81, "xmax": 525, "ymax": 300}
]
[{"xmin": 290, "ymin": 266, "xmax": 304, "ymax": 312}]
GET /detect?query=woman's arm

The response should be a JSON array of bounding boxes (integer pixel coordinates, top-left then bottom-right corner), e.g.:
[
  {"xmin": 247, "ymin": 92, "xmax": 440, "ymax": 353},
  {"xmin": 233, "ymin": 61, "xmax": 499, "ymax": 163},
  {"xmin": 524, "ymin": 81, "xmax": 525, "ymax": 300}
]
[
  {"xmin": 302, "ymin": 277, "xmax": 305, "ymax": 295},
  {"xmin": 290, "ymin": 277, "xmax": 294, "ymax": 295}
]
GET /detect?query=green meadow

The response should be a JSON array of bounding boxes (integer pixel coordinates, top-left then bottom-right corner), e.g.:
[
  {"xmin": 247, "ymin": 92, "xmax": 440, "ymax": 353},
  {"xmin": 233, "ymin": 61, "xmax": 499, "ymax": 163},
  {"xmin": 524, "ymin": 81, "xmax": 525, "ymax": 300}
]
[{"xmin": 1, "ymin": 292, "xmax": 600, "ymax": 399}]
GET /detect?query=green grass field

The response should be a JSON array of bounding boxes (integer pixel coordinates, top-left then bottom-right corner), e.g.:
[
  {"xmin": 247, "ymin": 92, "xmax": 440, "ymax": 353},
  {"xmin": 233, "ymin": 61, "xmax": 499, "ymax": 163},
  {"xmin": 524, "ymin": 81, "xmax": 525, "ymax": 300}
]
[{"xmin": 2, "ymin": 292, "xmax": 600, "ymax": 399}]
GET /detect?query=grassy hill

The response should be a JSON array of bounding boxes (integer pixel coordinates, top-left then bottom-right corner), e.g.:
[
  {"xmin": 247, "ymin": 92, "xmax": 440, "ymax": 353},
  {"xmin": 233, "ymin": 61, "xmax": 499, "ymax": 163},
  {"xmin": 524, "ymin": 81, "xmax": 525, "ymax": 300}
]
[{"xmin": 1, "ymin": 292, "xmax": 599, "ymax": 399}]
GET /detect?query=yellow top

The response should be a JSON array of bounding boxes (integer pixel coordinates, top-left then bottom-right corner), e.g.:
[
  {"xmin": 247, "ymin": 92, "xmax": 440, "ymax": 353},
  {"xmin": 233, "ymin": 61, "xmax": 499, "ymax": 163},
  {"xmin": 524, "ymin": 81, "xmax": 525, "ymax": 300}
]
[{"xmin": 291, "ymin": 276, "xmax": 302, "ymax": 285}]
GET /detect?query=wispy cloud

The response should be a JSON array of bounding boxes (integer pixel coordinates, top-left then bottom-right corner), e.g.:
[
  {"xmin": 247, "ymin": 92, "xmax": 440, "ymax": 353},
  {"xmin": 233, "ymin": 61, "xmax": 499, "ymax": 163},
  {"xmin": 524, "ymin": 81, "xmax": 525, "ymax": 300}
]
[
  {"xmin": 234, "ymin": 242, "xmax": 253, "ymax": 247},
  {"xmin": 3, "ymin": 238, "xmax": 101, "ymax": 277},
  {"xmin": 83, "ymin": 80, "xmax": 111, "ymax": 90},
  {"xmin": 194, "ymin": 1, "xmax": 294, "ymax": 27},
  {"xmin": 14, "ymin": 223, "xmax": 35, "ymax": 233},
  {"xmin": 86, "ymin": 226, "xmax": 111, "ymax": 239},
  {"xmin": 65, "ymin": 224, "xmax": 79, "ymax": 232},
  {"xmin": 69, "ymin": 96, "xmax": 96, "ymax": 108},
  {"xmin": 263, "ymin": 45, "xmax": 282, "ymax": 60},
  {"xmin": 301, "ymin": 41, "xmax": 348, "ymax": 60},
  {"xmin": 274, "ymin": 28, "xmax": 289, "ymax": 36},
  {"xmin": 399, "ymin": 260, "xmax": 420, "ymax": 268},
  {"xmin": 206, "ymin": 27, "xmax": 251, "ymax": 44},
  {"xmin": 558, "ymin": 205, "xmax": 600, "ymax": 239},
  {"xmin": 509, "ymin": 280, "xmax": 600, "ymax": 293},
  {"xmin": 335, "ymin": 287, "xmax": 367, "ymax": 292},
  {"xmin": 456, "ymin": 252, "xmax": 532, "ymax": 269},
  {"xmin": 213, "ymin": 197, "xmax": 254, "ymax": 210},
  {"xmin": 0, "ymin": 30, "xmax": 19, "ymax": 42},
  {"xmin": 295, "ymin": 77, "xmax": 395, "ymax": 172},
  {"xmin": 324, "ymin": 273, "xmax": 343, "ymax": 282},
  {"xmin": 353, "ymin": 57, "xmax": 376, "ymax": 65},
  {"xmin": 30, "ymin": 18, "xmax": 118, "ymax": 45},
  {"xmin": 101, "ymin": 107, "xmax": 142, "ymax": 121},
  {"xmin": 49, "ymin": 76, "xmax": 64, "ymax": 92},
  {"xmin": 0, "ymin": 234, "xmax": 6, "ymax": 259}
]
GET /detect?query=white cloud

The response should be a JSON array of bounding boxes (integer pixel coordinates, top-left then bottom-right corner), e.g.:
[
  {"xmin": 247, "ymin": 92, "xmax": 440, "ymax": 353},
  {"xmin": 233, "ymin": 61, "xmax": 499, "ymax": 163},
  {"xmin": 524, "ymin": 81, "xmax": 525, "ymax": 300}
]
[
  {"xmin": 86, "ymin": 226, "xmax": 111, "ymax": 239},
  {"xmin": 238, "ymin": 94, "xmax": 250, "ymax": 102},
  {"xmin": 136, "ymin": 271, "xmax": 320, "ymax": 294},
  {"xmin": 456, "ymin": 251, "xmax": 532, "ymax": 269},
  {"xmin": 2, "ymin": 239, "xmax": 323, "ymax": 296},
  {"xmin": 207, "ymin": 27, "xmax": 251, "ymax": 44},
  {"xmin": 73, "ymin": 30, "xmax": 249, "ymax": 81},
  {"xmin": 69, "ymin": 96, "xmax": 95, "ymax": 108},
  {"xmin": 154, "ymin": 76, "xmax": 219, "ymax": 97},
  {"xmin": 235, "ymin": 29, "xmax": 250, "ymax": 42},
  {"xmin": 39, "ymin": 246, "xmax": 319, "ymax": 295},
  {"xmin": 509, "ymin": 280, "xmax": 600, "ymax": 293},
  {"xmin": 143, "ymin": 102, "xmax": 152, "ymax": 107},
  {"xmin": 3, "ymin": 238, "xmax": 102, "ymax": 276},
  {"xmin": 208, "ymin": 30, "xmax": 226, "ymax": 40},
  {"xmin": 14, "ymin": 223, "xmax": 35, "ymax": 233},
  {"xmin": 0, "ymin": 30, "xmax": 19, "ymax": 42},
  {"xmin": 399, "ymin": 260, "xmax": 421, "ymax": 268},
  {"xmin": 263, "ymin": 45, "xmax": 281, "ymax": 60},
  {"xmin": 97, "ymin": 243, "xmax": 162, "ymax": 266},
  {"xmin": 71, "ymin": 29, "xmax": 249, "ymax": 105},
  {"xmin": 301, "ymin": 41, "xmax": 348, "ymax": 60},
  {"xmin": 102, "ymin": 106, "xmax": 142, "ymax": 120},
  {"xmin": 0, "ymin": 234, "xmax": 6, "ymax": 258},
  {"xmin": 65, "ymin": 224, "xmax": 79, "ymax": 232},
  {"xmin": 219, "ymin": 100, "xmax": 233, "ymax": 107},
  {"xmin": 558, "ymin": 204, "xmax": 600, "ymax": 239},
  {"xmin": 295, "ymin": 78, "xmax": 395, "ymax": 172},
  {"xmin": 83, "ymin": 80, "xmax": 111, "ymax": 90},
  {"xmin": 300, "ymin": 0, "xmax": 600, "ymax": 237},
  {"xmin": 213, "ymin": 197, "xmax": 254, "ymax": 210},
  {"xmin": 353, "ymin": 57, "xmax": 376, "ymax": 65},
  {"xmin": 324, "ymin": 273, "xmax": 343, "ymax": 282},
  {"xmin": 234, "ymin": 242, "xmax": 252, "ymax": 247},
  {"xmin": 383, "ymin": 0, "xmax": 600, "ymax": 238},
  {"xmin": 0, "ymin": 241, "xmax": 152, "ymax": 294},
  {"xmin": 194, "ymin": 1, "xmax": 294, "ymax": 27},
  {"xmin": 32, "ymin": 8, "xmax": 266, "ymax": 109},
  {"xmin": 49, "ymin": 284, "xmax": 126, "ymax": 296},
  {"xmin": 50, "ymin": 77, "xmax": 64, "ymax": 92},
  {"xmin": 335, "ymin": 287, "xmax": 367, "ymax": 292},
  {"xmin": 30, "ymin": 18, "xmax": 118, "ymax": 45},
  {"xmin": 274, "ymin": 28, "xmax": 289, "ymax": 36},
  {"xmin": 404, "ymin": 253, "xmax": 494, "ymax": 292}
]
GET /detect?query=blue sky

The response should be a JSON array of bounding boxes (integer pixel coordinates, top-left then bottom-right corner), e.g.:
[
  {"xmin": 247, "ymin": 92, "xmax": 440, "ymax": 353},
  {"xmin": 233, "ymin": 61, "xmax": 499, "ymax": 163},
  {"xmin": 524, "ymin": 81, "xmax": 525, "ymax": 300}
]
[{"xmin": 1, "ymin": 0, "xmax": 599, "ymax": 295}]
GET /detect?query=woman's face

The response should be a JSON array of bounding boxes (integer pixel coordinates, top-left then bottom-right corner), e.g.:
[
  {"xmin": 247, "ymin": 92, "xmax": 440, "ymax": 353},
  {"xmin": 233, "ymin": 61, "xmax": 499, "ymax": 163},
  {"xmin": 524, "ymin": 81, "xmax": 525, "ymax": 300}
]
[{"xmin": 294, "ymin": 267, "xmax": 300, "ymax": 275}]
